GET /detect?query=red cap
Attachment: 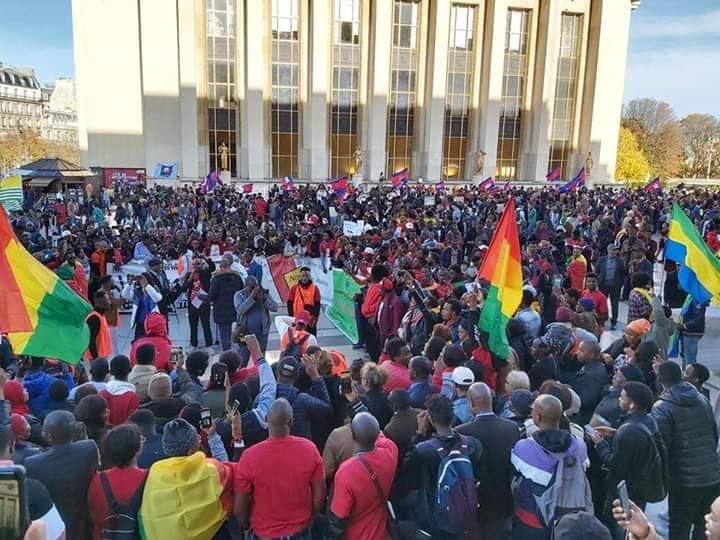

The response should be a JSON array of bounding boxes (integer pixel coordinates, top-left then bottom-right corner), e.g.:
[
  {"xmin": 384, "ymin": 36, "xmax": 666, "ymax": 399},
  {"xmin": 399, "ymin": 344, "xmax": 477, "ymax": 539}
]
[{"xmin": 295, "ymin": 310, "xmax": 312, "ymax": 325}]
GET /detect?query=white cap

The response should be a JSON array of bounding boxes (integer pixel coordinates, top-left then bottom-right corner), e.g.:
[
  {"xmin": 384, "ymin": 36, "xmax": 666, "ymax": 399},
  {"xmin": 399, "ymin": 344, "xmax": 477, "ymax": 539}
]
[
  {"xmin": 363, "ymin": 247, "xmax": 375, "ymax": 255},
  {"xmin": 452, "ymin": 366, "xmax": 475, "ymax": 386},
  {"xmin": 61, "ymin": 230, "xmax": 72, "ymax": 238}
]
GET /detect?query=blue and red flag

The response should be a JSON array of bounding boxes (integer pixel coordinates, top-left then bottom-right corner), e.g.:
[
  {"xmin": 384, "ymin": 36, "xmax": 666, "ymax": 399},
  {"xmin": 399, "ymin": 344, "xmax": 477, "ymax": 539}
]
[
  {"xmin": 242, "ymin": 183, "xmax": 253, "ymax": 193},
  {"xmin": 479, "ymin": 177, "xmax": 496, "ymax": 192},
  {"xmin": 330, "ymin": 176, "xmax": 349, "ymax": 202},
  {"xmin": 201, "ymin": 169, "xmax": 221, "ymax": 193},
  {"xmin": 281, "ymin": 176, "xmax": 295, "ymax": 192},
  {"xmin": 545, "ymin": 167, "xmax": 561, "ymax": 182},
  {"xmin": 558, "ymin": 168, "xmax": 585, "ymax": 193},
  {"xmin": 643, "ymin": 177, "xmax": 661, "ymax": 193},
  {"xmin": 391, "ymin": 168, "xmax": 410, "ymax": 189}
]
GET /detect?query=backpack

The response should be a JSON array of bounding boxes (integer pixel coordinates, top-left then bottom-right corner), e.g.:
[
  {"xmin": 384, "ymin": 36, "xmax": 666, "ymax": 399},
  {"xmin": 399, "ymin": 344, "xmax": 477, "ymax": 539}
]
[
  {"xmin": 99, "ymin": 472, "xmax": 146, "ymax": 540},
  {"xmin": 534, "ymin": 442, "xmax": 593, "ymax": 528},
  {"xmin": 631, "ymin": 422, "xmax": 668, "ymax": 503},
  {"xmin": 281, "ymin": 327, "xmax": 310, "ymax": 361},
  {"xmin": 428, "ymin": 435, "xmax": 479, "ymax": 534}
]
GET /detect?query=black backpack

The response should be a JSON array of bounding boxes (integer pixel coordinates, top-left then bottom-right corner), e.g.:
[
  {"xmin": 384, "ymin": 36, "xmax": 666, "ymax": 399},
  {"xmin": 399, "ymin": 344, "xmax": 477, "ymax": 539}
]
[
  {"xmin": 281, "ymin": 327, "xmax": 310, "ymax": 361},
  {"xmin": 632, "ymin": 422, "xmax": 668, "ymax": 503},
  {"xmin": 99, "ymin": 472, "xmax": 147, "ymax": 540}
]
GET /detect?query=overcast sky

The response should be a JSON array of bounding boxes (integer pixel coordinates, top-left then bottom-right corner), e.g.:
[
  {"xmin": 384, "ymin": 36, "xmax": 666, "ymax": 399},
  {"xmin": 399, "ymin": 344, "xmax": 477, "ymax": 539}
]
[{"xmin": 1, "ymin": 0, "xmax": 717, "ymax": 118}]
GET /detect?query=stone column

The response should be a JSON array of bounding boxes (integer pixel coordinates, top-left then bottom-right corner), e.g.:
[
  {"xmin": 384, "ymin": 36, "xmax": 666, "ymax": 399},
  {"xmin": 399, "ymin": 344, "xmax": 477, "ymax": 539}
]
[
  {"xmin": 414, "ymin": 0, "xmax": 451, "ymax": 180},
  {"xmin": 363, "ymin": 0, "xmax": 393, "ymax": 182},
  {"xmin": 177, "ymin": 0, "xmax": 200, "ymax": 179},
  {"xmin": 239, "ymin": 0, "xmax": 272, "ymax": 181},
  {"xmin": 300, "ymin": 0, "xmax": 331, "ymax": 180},
  {"xmin": 577, "ymin": 0, "xmax": 632, "ymax": 184}
]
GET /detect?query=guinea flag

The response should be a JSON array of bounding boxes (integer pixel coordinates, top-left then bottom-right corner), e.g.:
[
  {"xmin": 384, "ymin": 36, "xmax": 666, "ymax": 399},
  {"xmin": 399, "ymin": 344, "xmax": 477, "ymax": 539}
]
[
  {"xmin": 477, "ymin": 198, "xmax": 522, "ymax": 359},
  {"xmin": 0, "ymin": 205, "xmax": 91, "ymax": 364}
]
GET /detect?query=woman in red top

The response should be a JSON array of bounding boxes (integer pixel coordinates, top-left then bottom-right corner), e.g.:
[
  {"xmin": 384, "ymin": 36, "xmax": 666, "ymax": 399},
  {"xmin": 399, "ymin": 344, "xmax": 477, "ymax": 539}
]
[{"xmin": 87, "ymin": 425, "xmax": 146, "ymax": 540}]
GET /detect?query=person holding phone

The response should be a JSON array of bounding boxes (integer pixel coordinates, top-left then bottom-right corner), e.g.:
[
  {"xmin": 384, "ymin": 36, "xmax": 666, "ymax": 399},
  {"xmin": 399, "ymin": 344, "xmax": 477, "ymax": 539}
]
[{"xmin": 234, "ymin": 276, "xmax": 278, "ymax": 354}]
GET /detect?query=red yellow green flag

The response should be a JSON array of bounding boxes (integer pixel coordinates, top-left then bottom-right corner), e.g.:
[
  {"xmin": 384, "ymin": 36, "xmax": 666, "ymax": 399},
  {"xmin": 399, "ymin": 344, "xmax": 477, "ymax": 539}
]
[
  {"xmin": 0, "ymin": 205, "xmax": 91, "ymax": 364},
  {"xmin": 477, "ymin": 198, "xmax": 523, "ymax": 359}
]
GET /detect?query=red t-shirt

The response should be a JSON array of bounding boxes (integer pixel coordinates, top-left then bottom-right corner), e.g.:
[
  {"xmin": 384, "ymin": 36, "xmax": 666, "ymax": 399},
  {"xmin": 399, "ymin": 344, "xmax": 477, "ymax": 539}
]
[
  {"xmin": 87, "ymin": 467, "xmax": 146, "ymax": 540},
  {"xmin": 582, "ymin": 288, "xmax": 609, "ymax": 320},
  {"xmin": 330, "ymin": 436, "xmax": 398, "ymax": 540},
  {"xmin": 234, "ymin": 436, "xmax": 324, "ymax": 538},
  {"xmin": 382, "ymin": 361, "xmax": 411, "ymax": 393},
  {"xmin": 255, "ymin": 198, "xmax": 268, "ymax": 218}
]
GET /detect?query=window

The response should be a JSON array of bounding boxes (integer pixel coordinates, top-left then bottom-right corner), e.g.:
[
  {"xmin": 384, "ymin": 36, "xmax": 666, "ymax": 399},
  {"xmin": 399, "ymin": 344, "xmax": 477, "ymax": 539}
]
[
  {"xmin": 271, "ymin": 0, "xmax": 301, "ymax": 178},
  {"xmin": 441, "ymin": 4, "xmax": 476, "ymax": 180},
  {"xmin": 496, "ymin": 9, "xmax": 531, "ymax": 181},
  {"xmin": 548, "ymin": 13, "xmax": 582, "ymax": 180},
  {"xmin": 329, "ymin": 0, "xmax": 361, "ymax": 177},
  {"xmin": 206, "ymin": 0, "xmax": 237, "ymax": 176},
  {"xmin": 387, "ymin": 0, "xmax": 421, "ymax": 176}
]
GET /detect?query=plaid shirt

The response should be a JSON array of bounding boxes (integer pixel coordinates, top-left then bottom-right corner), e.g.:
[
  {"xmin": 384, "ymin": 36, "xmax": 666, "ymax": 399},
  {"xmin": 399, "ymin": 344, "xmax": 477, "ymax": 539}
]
[{"xmin": 627, "ymin": 290, "xmax": 652, "ymax": 322}]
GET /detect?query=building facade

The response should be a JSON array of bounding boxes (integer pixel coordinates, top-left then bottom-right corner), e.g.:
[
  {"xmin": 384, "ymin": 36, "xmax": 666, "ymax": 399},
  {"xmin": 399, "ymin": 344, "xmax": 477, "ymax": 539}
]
[
  {"xmin": 41, "ymin": 78, "xmax": 79, "ymax": 145},
  {"xmin": 72, "ymin": 0, "xmax": 637, "ymax": 183},
  {"xmin": 0, "ymin": 65, "xmax": 43, "ymax": 135}
]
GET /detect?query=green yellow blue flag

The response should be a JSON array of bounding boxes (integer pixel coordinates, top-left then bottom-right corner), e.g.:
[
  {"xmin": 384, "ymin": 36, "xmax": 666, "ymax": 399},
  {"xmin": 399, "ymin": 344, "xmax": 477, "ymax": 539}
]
[{"xmin": 0, "ymin": 175, "xmax": 22, "ymax": 212}]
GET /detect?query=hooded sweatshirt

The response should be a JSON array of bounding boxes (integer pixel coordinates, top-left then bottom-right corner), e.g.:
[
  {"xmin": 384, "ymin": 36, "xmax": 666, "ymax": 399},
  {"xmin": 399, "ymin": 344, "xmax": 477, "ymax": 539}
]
[
  {"xmin": 24, "ymin": 370, "xmax": 74, "ymax": 418},
  {"xmin": 101, "ymin": 380, "xmax": 139, "ymax": 425},
  {"xmin": 130, "ymin": 312, "xmax": 172, "ymax": 371}
]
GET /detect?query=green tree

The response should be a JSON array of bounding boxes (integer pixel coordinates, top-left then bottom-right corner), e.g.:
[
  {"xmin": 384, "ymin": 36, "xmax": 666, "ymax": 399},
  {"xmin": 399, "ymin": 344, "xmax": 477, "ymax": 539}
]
[{"xmin": 616, "ymin": 126, "xmax": 650, "ymax": 184}]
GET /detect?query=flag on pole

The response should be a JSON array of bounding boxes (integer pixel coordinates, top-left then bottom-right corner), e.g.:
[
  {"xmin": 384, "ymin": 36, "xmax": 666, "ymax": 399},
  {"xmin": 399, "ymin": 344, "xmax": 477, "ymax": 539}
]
[
  {"xmin": 476, "ymin": 199, "xmax": 523, "ymax": 359},
  {"xmin": 545, "ymin": 167, "xmax": 561, "ymax": 182},
  {"xmin": 391, "ymin": 168, "xmax": 409, "ymax": 188},
  {"xmin": 558, "ymin": 168, "xmax": 586, "ymax": 193},
  {"xmin": 201, "ymin": 170, "xmax": 221, "ymax": 193},
  {"xmin": 0, "ymin": 205, "xmax": 92, "ymax": 364},
  {"xmin": 330, "ymin": 176, "xmax": 349, "ymax": 202},
  {"xmin": 153, "ymin": 162, "xmax": 178, "ymax": 178},
  {"xmin": 0, "ymin": 175, "xmax": 22, "ymax": 212},
  {"xmin": 436, "ymin": 180, "xmax": 446, "ymax": 192},
  {"xmin": 503, "ymin": 181, "xmax": 511, "ymax": 191},
  {"xmin": 665, "ymin": 202, "xmax": 720, "ymax": 305},
  {"xmin": 479, "ymin": 177, "xmax": 496, "ymax": 192},
  {"xmin": 242, "ymin": 183, "xmax": 253, "ymax": 193},
  {"xmin": 643, "ymin": 177, "xmax": 661, "ymax": 193},
  {"xmin": 281, "ymin": 176, "xmax": 296, "ymax": 192}
]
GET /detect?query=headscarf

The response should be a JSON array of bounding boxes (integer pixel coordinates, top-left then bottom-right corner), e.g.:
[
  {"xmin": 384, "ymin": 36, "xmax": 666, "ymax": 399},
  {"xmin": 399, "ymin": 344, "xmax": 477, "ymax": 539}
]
[
  {"xmin": 625, "ymin": 318, "xmax": 651, "ymax": 336},
  {"xmin": 148, "ymin": 372, "xmax": 172, "ymax": 400},
  {"xmin": 4, "ymin": 381, "xmax": 29, "ymax": 415}
]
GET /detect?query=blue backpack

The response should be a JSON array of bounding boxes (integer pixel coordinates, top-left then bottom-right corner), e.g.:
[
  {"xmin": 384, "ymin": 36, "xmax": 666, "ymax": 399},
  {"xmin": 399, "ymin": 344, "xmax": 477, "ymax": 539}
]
[{"xmin": 429, "ymin": 435, "xmax": 479, "ymax": 534}]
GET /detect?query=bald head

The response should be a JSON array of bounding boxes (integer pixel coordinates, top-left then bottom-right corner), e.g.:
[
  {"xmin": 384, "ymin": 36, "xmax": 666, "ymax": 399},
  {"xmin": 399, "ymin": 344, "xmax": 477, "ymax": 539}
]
[
  {"xmin": 467, "ymin": 382, "xmax": 493, "ymax": 415},
  {"xmin": 43, "ymin": 410, "xmax": 76, "ymax": 446},
  {"xmin": 532, "ymin": 394, "xmax": 563, "ymax": 430},
  {"xmin": 351, "ymin": 412, "xmax": 380, "ymax": 450},
  {"xmin": 267, "ymin": 398, "xmax": 293, "ymax": 437}
]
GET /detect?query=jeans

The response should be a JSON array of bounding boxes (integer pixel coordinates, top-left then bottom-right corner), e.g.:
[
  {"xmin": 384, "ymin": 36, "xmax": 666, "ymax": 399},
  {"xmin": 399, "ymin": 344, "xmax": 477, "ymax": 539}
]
[
  {"xmin": 188, "ymin": 303, "xmax": 213, "ymax": 348},
  {"xmin": 682, "ymin": 335, "xmax": 701, "ymax": 367},
  {"xmin": 669, "ymin": 482, "xmax": 720, "ymax": 539},
  {"xmin": 217, "ymin": 321, "xmax": 233, "ymax": 351}
]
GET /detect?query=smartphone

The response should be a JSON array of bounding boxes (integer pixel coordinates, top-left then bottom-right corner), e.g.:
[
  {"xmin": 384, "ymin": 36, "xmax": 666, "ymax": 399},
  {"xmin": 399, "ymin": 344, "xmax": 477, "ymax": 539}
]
[
  {"xmin": 226, "ymin": 399, "xmax": 241, "ymax": 421},
  {"xmin": 0, "ymin": 466, "xmax": 29, "ymax": 539},
  {"xmin": 212, "ymin": 362, "xmax": 228, "ymax": 385},
  {"xmin": 200, "ymin": 407, "xmax": 213, "ymax": 429},
  {"xmin": 169, "ymin": 346, "xmax": 183, "ymax": 368},
  {"xmin": 339, "ymin": 370, "xmax": 352, "ymax": 394},
  {"xmin": 583, "ymin": 425, "xmax": 598, "ymax": 439},
  {"xmin": 617, "ymin": 480, "xmax": 630, "ymax": 515}
]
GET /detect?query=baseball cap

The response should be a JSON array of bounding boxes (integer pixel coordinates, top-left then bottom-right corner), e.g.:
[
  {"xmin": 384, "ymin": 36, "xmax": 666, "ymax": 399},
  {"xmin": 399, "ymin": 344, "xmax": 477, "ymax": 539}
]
[
  {"xmin": 451, "ymin": 366, "xmax": 475, "ymax": 386},
  {"xmin": 578, "ymin": 298, "xmax": 595, "ymax": 311},
  {"xmin": 277, "ymin": 356, "xmax": 299, "ymax": 378},
  {"xmin": 295, "ymin": 310, "xmax": 311, "ymax": 326}
]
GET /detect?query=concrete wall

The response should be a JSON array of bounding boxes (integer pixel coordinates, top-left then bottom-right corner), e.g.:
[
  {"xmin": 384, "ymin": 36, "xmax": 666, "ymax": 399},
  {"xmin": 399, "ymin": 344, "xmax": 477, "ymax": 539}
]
[{"xmin": 72, "ymin": 0, "xmax": 634, "ymax": 183}]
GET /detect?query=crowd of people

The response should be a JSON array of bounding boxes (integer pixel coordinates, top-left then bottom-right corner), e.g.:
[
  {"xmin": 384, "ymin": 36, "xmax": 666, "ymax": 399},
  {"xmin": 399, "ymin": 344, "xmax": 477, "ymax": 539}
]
[{"xmin": 1, "ymin": 178, "xmax": 720, "ymax": 539}]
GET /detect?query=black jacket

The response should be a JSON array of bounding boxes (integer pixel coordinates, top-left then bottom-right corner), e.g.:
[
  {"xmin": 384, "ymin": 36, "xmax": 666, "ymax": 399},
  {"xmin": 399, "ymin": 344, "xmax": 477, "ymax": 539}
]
[
  {"xmin": 682, "ymin": 299, "xmax": 707, "ymax": 335},
  {"xmin": 592, "ymin": 386, "xmax": 623, "ymax": 428},
  {"xmin": 595, "ymin": 412, "xmax": 660, "ymax": 503},
  {"xmin": 25, "ymin": 439, "xmax": 99, "ymax": 540},
  {"xmin": 202, "ymin": 271, "xmax": 244, "ymax": 323},
  {"xmin": 569, "ymin": 360, "xmax": 610, "ymax": 426},
  {"xmin": 456, "ymin": 414, "xmax": 520, "ymax": 522},
  {"xmin": 597, "ymin": 255, "xmax": 626, "ymax": 289},
  {"xmin": 651, "ymin": 382, "xmax": 720, "ymax": 487}
]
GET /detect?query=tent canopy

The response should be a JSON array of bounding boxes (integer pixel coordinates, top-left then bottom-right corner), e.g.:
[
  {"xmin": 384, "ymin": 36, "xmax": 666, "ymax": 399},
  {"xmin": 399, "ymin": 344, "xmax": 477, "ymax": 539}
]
[{"xmin": 19, "ymin": 157, "xmax": 94, "ymax": 179}]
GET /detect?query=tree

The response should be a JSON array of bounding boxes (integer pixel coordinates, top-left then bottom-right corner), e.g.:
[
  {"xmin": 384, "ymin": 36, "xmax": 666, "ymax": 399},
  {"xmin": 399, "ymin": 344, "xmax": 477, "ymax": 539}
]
[
  {"xmin": 680, "ymin": 113, "xmax": 720, "ymax": 178},
  {"xmin": 616, "ymin": 126, "xmax": 650, "ymax": 184},
  {"xmin": 623, "ymin": 98, "xmax": 684, "ymax": 178},
  {"xmin": 0, "ymin": 128, "xmax": 79, "ymax": 177}
]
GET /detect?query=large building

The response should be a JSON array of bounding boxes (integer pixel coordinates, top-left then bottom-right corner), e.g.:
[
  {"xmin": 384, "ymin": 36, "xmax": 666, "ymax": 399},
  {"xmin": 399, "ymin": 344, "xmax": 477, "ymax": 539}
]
[
  {"xmin": 72, "ymin": 0, "xmax": 638, "ymax": 183},
  {"xmin": 0, "ymin": 64, "xmax": 43, "ymax": 135},
  {"xmin": 41, "ymin": 78, "xmax": 79, "ymax": 145}
]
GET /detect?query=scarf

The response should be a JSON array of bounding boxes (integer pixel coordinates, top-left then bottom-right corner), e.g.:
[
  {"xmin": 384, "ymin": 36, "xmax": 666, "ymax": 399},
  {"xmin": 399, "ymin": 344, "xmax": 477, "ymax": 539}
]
[{"xmin": 632, "ymin": 287, "xmax": 654, "ymax": 321}]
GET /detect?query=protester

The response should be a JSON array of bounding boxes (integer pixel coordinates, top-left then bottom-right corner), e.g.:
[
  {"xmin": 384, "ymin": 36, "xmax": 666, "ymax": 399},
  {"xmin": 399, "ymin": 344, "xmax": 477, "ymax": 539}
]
[
  {"xmin": 287, "ymin": 266, "xmax": 321, "ymax": 335},
  {"xmin": 128, "ymin": 409, "xmax": 167, "ymax": 468},
  {"xmin": 407, "ymin": 355, "xmax": 436, "ymax": 409},
  {"xmin": 200, "ymin": 254, "xmax": 244, "ymax": 351},
  {"xmin": 129, "ymin": 312, "xmax": 172, "ymax": 371},
  {"xmin": 683, "ymin": 361, "xmax": 711, "ymax": 400},
  {"xmin": 128, "ymin": 343, "xmax": 158, "ymax": 401},
  {"xmin": 234, "ymin": 275, "xmax": 279, "ymax": 353},
  {"xmin": 100, "ymin": 355, "xmax": 139, "ymax": 425},
  {"xmin": 680, "ymin": 296, "xmax": 708, "ymax": 366}
]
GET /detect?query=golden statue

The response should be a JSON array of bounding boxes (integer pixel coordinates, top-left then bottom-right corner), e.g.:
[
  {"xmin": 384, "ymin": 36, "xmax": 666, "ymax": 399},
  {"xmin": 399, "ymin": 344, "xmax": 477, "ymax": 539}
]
[
  {"xmin": 352, "ymin": 147, "xmax": 363, "ymax": 174},
  {"xmin": 585, "ymin": 152, "xmax": 594, "ymax": 177},
  {"xmin": 218, "ymin": 142, "xmax": 229, "ymax": 171}
]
